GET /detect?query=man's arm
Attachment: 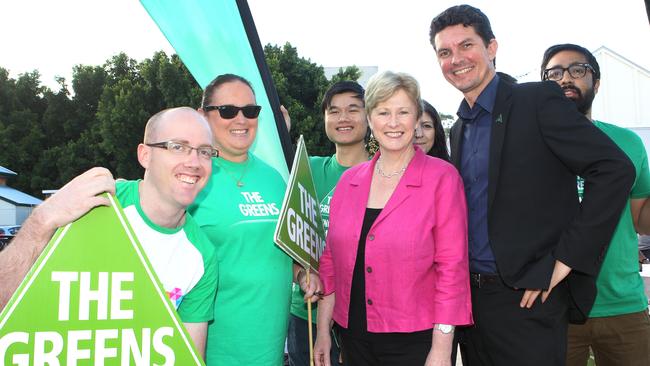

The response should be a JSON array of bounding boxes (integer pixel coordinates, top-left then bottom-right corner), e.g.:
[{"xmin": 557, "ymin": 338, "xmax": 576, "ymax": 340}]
[
  {"xmin": 632, "ymin": 198, "xmax": 650, "ymax": 234},
  {"xmin": 0, "ymin": 167, "xmax": 115, "ymax": 309},
  {"xmin": 629, "ymin": 134, "xmax": 650, "ymax": 233},
  {"xmin": 280, "ymin": 105, "xmax": 291, "ymax": 132},
  {"xmin": 521, "ymin": 83, "xmax": 635, "ymax": 307},
  {"xmin": 184, "ymin": 322, "xmax": 208, "ymax": 359},
  {"xmin": 293, "ymin": 263, "xmax": 323, "ymax": 303}
]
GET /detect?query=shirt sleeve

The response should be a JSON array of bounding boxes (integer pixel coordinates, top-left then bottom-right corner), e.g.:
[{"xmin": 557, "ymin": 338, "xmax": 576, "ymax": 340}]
[
  {"xmin": 631, "ymin": 134, "xmax": 650, "ymax": 198},
  {"xmin": 431, "ymin": 167, "xmax": 473, "ymax": 326},
  {"xmin": 177, "ymin": 232, "xmax": 219, "ymax": 323},
  {"xmin": 536, "ymin": 82, "xmax": 635, "ymax": 276},
  {"xmin": 320, "ymin": 176, "xmax": 342, "ymax": 296}
]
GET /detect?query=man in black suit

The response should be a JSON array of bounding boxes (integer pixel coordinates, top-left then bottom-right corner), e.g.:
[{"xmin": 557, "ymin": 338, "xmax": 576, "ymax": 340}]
[{"xmin": 429, "ymin": 5, "xmax": 635, "ymax": 366}]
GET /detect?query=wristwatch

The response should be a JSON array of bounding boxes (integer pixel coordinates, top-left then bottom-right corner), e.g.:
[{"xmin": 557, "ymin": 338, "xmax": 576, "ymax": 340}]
[{"xmin": 435, "ymin": 323, "xmax": 454, "ymax": 334}]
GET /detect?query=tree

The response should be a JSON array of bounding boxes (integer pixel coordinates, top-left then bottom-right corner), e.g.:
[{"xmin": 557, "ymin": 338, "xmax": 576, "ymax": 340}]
[
  {"xmin": 0, "ymin": 68, "xmax": 17, "ymax": 119},
  {"xmin": 71, "ymin": 65, "xmax": 107, "ymax": 127},
  {"xmin": 96, "ymin": 78, "xmax": 149, "ymax": 179},
  {"xmin": 96, "ymin": 51, "xmax": 202, "ymax": 180},
  {"xmin": 329, "ymin": 66, "xmax": 362, "ymax": 85},
  {"xmin": 264, "ymin": 43, "xmax": 332, "ymax": 156},
  {"xmin": 0, "ymin": 70, "xmax": 49, "ymax": 194},
  {"xmin": 41, "ymin": 80, "xmax": 76, "ymax": 148},
  {"xmin": 1, "ymin": 44, "xmax": 357, "ymax": 196}
]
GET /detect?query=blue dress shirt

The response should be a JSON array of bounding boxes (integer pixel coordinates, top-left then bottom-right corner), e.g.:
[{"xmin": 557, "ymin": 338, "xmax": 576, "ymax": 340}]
[{"xmin": 457, "ymin": 75, "xmax": 499, "ymax": 274}]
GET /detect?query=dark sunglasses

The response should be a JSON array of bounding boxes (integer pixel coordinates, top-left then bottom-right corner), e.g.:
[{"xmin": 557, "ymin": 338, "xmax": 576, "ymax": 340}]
[{"xmin": 203, "ymin": 104, "xmax": 262, "ymax": 119}]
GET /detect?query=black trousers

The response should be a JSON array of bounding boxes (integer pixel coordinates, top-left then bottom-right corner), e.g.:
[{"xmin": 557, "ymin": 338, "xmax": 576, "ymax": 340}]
[
  {"xmin": 339, "ymin": 332, "xmax": 431, "ymax": 366},
  {"xmin": 459, "ymin": 274, "xmax": 570, "ymax": 366}
]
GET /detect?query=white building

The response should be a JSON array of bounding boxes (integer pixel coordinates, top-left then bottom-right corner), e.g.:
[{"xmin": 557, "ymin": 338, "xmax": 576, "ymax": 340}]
[
  {"xmin": 0, "ymin": 166, "xmax": 42, "ymax": 226},
  {"xmin": 591, "ymin": 46, "xmax": 650, "ymax": 128}
]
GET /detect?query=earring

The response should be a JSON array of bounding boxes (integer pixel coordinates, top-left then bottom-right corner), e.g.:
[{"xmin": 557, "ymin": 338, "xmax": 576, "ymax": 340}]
[{"xmin": 366, "ymin": 132, "xmax": 379, "ymax": 156}]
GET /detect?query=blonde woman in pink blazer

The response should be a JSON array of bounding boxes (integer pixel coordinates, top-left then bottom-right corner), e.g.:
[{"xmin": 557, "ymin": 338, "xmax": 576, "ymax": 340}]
[{"xmin": 314, "ymin": 71, "xmax": 472, "ymax": 366}]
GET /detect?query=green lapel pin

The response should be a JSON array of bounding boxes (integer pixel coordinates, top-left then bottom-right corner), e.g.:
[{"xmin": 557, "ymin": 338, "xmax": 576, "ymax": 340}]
[{"xmin": 495, "ymin": 114, "xmax": 503, "ymax": 124}]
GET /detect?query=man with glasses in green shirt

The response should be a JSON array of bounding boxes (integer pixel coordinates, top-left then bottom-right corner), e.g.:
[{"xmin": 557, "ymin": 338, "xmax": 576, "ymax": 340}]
[{"xmin": 541, "ymin": 43, "xmax": 650, "ymax": 366}]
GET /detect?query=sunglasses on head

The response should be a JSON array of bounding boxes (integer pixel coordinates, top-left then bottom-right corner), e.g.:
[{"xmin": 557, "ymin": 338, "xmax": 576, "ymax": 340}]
[{"xmin": 203, "ymin": 104, "xmax": 262, "ymax": 119}]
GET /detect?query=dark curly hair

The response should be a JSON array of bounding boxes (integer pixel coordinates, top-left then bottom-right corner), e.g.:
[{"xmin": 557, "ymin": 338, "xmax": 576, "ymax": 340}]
[{"xmin": 429, "ymin": 4, "xmax": 495, "ymax": 49}]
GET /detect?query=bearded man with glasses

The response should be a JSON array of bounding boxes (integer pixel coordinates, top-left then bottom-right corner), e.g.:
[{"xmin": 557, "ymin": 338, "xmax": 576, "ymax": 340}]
[{"xmin": 542, "ymin": 43, "xmax": 650, "ymax": 366}]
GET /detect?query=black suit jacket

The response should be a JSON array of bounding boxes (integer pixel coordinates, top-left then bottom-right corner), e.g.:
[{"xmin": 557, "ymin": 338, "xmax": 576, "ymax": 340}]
[{"xmin": 450, "ymin": 79, "xmax": 635, "ymax": 322}]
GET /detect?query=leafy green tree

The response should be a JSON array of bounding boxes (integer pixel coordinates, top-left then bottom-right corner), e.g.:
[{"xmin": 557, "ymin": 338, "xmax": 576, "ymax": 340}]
[
  {"xmin": 41, "ymin": 79, "xmax": 75, "ymax": 148},
  {"xmin": 0, "ymin": 68, "xmax": 17, "ymax": 119},
  {"xmin": 0, "ymin": 70, "xmax": 49, "ymax": 194},
  {"xmin": 264, "ymin": 43, "xmax": 332, "ymax": 156},
  {"xmin": 71, "ymin": 65, "xmax": 107, "ymax": 127},
  {"xmin": 96, "ymin": 78, "xmax": 149, "ymax": 179},
  {"xmin": 329, "ymin": 66, "xmax": 362, "ymax": 85},
  {"xmin": 13, "ymin": 71, "xmax": 48, "ymax": 117},
  {"xmin": 1, "ymin": 44, "xmax": 358, "ymax": 196},
  {"xmin": 1, "ymin": 109, "xmax": 46, "ymax": 192},
  {"xmin": 95, "ymin": 51, "xmax": 202, "ymax": 180}
]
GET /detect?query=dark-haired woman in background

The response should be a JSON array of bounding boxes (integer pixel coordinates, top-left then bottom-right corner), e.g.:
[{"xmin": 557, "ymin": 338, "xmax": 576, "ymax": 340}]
[{"xmin": 415, "ymin": 100, "xmax": 450, "ymax": 162}]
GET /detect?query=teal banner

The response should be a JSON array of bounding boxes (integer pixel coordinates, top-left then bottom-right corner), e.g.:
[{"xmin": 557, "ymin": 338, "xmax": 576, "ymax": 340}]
[{"xmin": 140, "ymin": 0, "xmax": 292, "ymax": 180}]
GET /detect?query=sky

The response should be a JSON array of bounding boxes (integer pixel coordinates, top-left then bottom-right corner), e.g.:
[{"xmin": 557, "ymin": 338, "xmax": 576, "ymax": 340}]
[{"xmin": 1, "ymin": 0, "xmax": 648, "ymax": 116}]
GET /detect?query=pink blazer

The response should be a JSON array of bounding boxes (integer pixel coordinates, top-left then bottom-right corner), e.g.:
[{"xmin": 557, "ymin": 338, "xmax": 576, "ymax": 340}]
[{"xmin": 320, "ymin": 147, "xmax": 473, "ymax": 332}]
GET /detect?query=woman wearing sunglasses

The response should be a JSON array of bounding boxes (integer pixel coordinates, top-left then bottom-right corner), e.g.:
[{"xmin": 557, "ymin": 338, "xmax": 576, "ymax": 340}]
[{"xmin": 189, "ymin": 74, "xmax": 319, "ymax": 365}]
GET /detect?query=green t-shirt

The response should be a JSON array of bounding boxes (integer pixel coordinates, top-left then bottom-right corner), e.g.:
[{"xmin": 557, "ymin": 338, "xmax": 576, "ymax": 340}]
[
  {"xmin": 115, "ymin": 180, "xmax": 218, "ymax": 323},
  {"xmin": 290, "ymin": 154, "xmax": 349, "ymax": 322},
  {"xmin": 188, "ymin": 154, "xmax": 292, "ymax": 366},
  {"xmin": 578, "ymin": 121, "xmax": 650, "ymax": 317}
]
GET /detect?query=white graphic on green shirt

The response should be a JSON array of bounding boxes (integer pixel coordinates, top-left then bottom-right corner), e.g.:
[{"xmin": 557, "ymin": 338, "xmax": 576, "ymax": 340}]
[
  {"xmin": 320, "ymin": 186, "xmax": 336, "ymax": 234},
  {"xmin": 238, "ymin": 191, "xmax": 280, "ymax": 217}
]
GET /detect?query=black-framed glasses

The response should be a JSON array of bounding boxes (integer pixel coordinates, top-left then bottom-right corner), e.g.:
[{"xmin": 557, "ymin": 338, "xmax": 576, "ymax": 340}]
[
  {"xmin": 543, "ymin": 63, "xmax": 595, "ymax": 81},
  {"xmin": 146, "ymin": 141, "xmax": 219, "ymax": 160},
  {"xmin": 203, "ymin": 104, "xmax": 262, "ymax": 119}
]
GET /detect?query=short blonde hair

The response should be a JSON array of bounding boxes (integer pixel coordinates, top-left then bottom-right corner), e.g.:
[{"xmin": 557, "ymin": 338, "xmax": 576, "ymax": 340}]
[{"xmin": 365, "ymin": 71, "xmax": 423, "ymax": 119}]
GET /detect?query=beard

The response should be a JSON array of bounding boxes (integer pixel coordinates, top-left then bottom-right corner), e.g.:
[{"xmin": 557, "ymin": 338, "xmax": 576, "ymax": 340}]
[{"xmin": 563, "ymin": 85, "xmax": 596, "ymax": 115}]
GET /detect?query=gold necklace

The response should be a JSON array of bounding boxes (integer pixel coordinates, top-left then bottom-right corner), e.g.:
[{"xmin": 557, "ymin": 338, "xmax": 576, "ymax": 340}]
[
  {"xmin": 216, "ymin": 157, "xmax": 249, "ymax": 188},
  {"xmin": 376, "ymin": 157, "xmax": 406, "ymax": 179}
]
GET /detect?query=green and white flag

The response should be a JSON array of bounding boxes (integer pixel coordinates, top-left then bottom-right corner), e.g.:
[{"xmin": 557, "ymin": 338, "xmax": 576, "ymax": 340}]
[
  {"xmin": 275, "ymin": 136, "xmax": 326, "ymax": 272},
  {"xmin": 0, "ymin": 194, "xmax": 203, "ymax": 365}
]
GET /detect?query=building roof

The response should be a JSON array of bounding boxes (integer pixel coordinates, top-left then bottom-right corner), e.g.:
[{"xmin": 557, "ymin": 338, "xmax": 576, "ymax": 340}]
[
  {"xmin": 0, "ymin": 186, "xmax": 42, "ymax": 206},
  {"xmin": 593, "ymin": 46, "xmax": 650, "ymax": 76},
  {"xmin": 0, "ymin": 166, "xmax": 17, "ymax": 178}
]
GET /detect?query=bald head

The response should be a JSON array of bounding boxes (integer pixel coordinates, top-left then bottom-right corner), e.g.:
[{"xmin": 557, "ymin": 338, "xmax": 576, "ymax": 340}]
[
  {"xmin": 137, "ymin": 107, "xmax": 214, "ymax": 225},
  {"xmin": 144, "ymin": 107, "xmax": 212, "ymax": 144}
]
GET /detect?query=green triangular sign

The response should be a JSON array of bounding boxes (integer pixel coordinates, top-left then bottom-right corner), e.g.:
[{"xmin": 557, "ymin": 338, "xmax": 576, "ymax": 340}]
[
  {"xmin": 0, "ymin": 194, "xmax": 203, "ymax": 365},
  {"xmin": 274, "ymin": 135, "xmax": 327, "ymax": 272}
]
